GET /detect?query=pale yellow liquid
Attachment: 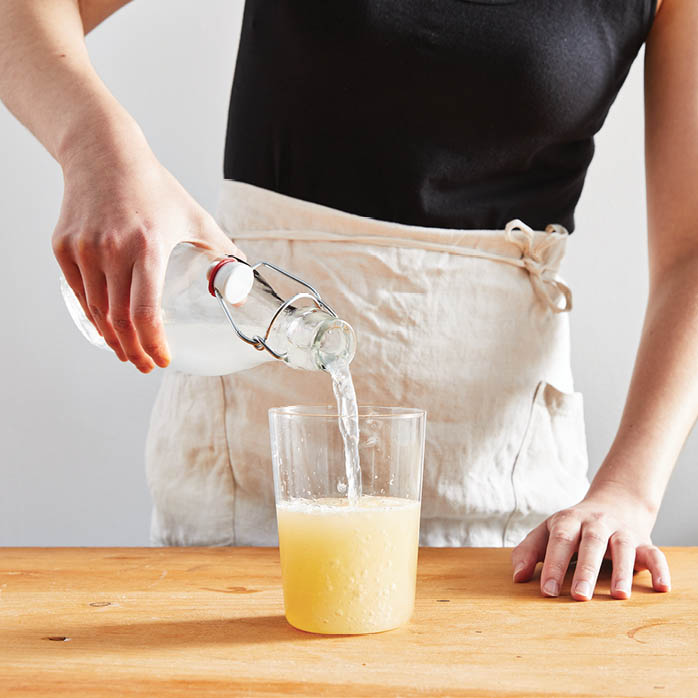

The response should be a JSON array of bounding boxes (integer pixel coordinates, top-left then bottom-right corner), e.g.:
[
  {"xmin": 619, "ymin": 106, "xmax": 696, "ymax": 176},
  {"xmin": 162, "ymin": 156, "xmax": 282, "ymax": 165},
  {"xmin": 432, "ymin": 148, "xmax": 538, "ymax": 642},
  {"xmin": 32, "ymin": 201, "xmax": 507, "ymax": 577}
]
[{"xmin": 277, "ymin": 496, "xmax": 421, "ymax": 634}]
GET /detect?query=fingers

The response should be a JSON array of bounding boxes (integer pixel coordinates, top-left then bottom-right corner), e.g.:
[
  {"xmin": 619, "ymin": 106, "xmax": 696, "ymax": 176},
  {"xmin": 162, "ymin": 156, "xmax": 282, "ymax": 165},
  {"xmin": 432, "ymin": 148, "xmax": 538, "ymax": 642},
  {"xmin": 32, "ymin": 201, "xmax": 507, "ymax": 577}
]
[
  {"xmin": 131, "ymin": 256, "xmax": 171, "ymax": 368},
  {"xmin": 609, "ymin": 533, "xmax": 636, "ymax": 599},
  {"xmin": 570, "ymin": 522, "xmax": 610, "ymax": 601},
  {"xmin": 56, "ymin": 233, "xmax": 129, "ymax": 362},
  {"xmin": 635, "ymin": 545, "xmax": 671, "ymax": 592},
  {"xmin": 107, "ymin": 267, "xmax": 155, "ymax": 373},
  {"xmin": 61, "ymin": 261, "xmax": 98, "ymax": 333},
  {"xmin": 80, "ymin": 264, "xmax": 128, "ymax": 362},
  {"xmin": 513, "ymin": 500, "xmax": 669, "ymax": 602},
  {"xmin": 539, "ymin": 513, "xmax": 580, "ymax": 597},
  {"xmin": 511, "ymin": 523, "xmax": 548, "ymax": 582}
]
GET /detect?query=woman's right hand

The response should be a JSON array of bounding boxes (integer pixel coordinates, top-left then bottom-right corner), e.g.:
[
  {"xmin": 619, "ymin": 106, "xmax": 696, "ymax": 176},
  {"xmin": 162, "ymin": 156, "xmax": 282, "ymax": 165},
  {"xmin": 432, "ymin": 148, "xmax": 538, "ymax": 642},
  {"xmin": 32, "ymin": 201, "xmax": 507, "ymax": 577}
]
[{"xmin": 52, "ymin": 124, "xmax": 243, "ymax": 373}]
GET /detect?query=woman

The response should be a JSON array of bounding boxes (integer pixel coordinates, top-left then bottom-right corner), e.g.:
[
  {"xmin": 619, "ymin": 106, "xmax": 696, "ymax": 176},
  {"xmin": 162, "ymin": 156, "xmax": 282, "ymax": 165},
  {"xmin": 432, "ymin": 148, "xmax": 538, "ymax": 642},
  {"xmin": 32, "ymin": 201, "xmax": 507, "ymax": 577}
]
[{"xmin": 1, "ymin": 0, "xmax": 694, "ymax": 602}]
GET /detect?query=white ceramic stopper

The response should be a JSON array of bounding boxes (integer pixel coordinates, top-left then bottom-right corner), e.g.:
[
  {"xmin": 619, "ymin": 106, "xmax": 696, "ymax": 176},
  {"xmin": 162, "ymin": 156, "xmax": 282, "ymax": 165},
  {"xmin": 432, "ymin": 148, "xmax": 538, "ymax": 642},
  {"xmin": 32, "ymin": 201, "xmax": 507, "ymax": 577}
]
[{"xmin": 214, "ymin": 261, "xmax": 254, "ymax": 305}]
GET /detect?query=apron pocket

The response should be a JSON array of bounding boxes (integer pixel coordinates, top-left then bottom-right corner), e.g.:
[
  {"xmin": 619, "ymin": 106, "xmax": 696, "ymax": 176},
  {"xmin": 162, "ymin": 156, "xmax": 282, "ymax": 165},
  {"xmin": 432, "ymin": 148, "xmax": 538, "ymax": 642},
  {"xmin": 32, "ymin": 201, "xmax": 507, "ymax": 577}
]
[{"xmin": 503, "ymin": 380, "xmax": 590, "ymax": 546}]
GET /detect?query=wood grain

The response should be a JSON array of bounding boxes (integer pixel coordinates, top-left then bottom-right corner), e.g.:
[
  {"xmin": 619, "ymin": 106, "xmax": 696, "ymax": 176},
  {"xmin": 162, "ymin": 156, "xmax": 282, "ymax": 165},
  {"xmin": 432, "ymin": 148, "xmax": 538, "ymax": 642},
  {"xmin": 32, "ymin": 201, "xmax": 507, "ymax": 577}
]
[{"xmin": 0, "ymin": 547, "xmax": 696, "ymax": 697}]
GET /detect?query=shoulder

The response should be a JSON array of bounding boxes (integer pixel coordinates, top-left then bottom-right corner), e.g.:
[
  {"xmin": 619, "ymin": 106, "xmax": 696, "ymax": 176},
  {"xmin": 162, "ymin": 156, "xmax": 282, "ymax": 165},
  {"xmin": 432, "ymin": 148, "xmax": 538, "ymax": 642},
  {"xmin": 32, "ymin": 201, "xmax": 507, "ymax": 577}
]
[{"xmin": 645, "ymin": 0, "xmax": 695, "ymax": 53}]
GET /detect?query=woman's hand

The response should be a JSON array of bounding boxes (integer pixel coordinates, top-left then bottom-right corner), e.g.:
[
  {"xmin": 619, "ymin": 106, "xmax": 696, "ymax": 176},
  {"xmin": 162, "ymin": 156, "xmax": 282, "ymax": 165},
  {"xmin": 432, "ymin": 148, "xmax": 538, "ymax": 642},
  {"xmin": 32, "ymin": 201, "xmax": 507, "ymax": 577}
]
[
  {"xmin": 52, "ymin": 124, "xmax": 242, "ymax": 373},
  {"xmin": 511, "ymin": 482, "xmax": 671, "ymax": 600}
]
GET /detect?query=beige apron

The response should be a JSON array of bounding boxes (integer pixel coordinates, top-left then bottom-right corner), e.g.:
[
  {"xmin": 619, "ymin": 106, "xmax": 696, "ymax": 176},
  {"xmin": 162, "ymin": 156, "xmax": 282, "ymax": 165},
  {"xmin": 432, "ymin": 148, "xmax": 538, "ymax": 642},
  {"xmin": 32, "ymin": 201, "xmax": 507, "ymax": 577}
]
[{"xmin": 145, "ymin": 181, "xmax": 590, "ymax": 548}]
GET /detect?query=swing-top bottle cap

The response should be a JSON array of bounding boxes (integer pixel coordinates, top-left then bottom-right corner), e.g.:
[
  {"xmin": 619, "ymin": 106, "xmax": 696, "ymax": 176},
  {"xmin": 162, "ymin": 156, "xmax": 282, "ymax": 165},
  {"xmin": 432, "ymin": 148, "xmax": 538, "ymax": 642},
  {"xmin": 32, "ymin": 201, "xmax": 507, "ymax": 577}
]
[{"xmin": 210, "ymin": 258, "xmax": 255, "ymax": 305}]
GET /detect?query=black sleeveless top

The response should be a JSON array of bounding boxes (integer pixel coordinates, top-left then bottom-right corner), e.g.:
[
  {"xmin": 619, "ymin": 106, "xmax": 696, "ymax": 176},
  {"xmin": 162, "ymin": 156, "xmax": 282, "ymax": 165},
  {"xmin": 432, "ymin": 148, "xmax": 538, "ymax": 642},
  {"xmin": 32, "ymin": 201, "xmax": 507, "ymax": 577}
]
[{"xmin": 224, "ymin": 0, "xmax": 656, "ymax": 232}]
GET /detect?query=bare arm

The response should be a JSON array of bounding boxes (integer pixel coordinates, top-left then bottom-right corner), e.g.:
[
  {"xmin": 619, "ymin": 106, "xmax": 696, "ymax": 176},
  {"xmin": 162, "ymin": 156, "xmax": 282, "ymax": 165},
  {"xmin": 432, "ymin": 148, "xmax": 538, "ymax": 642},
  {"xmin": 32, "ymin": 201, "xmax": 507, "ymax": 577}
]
[
  {"xmin": 0, "ymin": 0, "xmax": 240, "ymax": 372},
  {"xmin": 0, "ymin": 0, "xmax": 134, "ymax": 166},
  {"xmin": 513, "ymin": 0, "xmax": 698, "ymax": 600},
  {"xmin": 583, "ymin": 0, "xmax": 698, "ymax": 531}
]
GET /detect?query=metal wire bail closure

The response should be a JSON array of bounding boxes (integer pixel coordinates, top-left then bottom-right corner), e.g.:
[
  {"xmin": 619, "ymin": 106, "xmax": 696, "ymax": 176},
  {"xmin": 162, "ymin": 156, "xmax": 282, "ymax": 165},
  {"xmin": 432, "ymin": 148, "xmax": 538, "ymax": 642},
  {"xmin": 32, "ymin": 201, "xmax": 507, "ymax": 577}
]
[{"xmin": 210, "ymin": 257, "xmax": 338, "ymax": 361}]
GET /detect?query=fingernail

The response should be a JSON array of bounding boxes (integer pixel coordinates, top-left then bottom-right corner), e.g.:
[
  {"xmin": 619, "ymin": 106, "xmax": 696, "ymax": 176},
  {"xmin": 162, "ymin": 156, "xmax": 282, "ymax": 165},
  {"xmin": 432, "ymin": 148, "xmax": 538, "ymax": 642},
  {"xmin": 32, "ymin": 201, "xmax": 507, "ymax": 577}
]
[
  {"xmin": 657, "ymin": 576, "xmax": 671, "ymax": 589},
  {"xmin": 543, "ymin": 579, "xmax": 559, "ymax": 597},
  {"xmin": 573, "ymin": 581, "xmax": 591, "ymax": 599},
  {"xmin": 614, "ymin": 579, "xmax": 631, "ymax": 596},
  {"xmin": 513, "ymin": 563, "xmax": 525, "ymax": 581}
]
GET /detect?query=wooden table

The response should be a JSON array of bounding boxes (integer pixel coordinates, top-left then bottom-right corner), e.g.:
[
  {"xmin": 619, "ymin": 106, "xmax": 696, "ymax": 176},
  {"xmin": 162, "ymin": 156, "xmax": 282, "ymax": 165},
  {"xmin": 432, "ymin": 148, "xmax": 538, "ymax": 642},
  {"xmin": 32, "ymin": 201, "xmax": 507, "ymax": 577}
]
[{"xmin": 1, "ymin": 547, "xmax": 696, "ymax": 697}]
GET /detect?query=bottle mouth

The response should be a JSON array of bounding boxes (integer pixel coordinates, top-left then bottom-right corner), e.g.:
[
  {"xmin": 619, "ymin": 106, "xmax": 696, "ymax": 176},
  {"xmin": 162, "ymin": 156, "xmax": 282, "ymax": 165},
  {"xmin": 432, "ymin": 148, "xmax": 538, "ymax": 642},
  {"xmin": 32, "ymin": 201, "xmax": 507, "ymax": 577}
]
[{"xmin": 314, "ymin": 318, "xmax": 357, "ymax": 370}]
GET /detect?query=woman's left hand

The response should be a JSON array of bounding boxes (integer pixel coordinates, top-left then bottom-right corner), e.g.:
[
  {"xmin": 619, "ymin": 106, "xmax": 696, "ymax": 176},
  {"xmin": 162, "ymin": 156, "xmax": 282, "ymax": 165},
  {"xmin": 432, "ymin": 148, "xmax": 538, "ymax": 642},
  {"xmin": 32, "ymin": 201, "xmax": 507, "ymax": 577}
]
[{"xmin": 510, "ymin": 482, "xmax": 671, "ymax": 600}]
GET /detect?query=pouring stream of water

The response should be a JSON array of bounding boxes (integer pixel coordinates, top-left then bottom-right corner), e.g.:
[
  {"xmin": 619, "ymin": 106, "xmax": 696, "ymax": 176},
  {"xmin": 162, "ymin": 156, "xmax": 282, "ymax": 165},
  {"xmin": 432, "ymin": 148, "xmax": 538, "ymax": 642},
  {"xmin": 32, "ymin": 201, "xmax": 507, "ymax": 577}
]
[{"xmin": 327, "ymin": 361, "xmax": 362, "ymax": 501}]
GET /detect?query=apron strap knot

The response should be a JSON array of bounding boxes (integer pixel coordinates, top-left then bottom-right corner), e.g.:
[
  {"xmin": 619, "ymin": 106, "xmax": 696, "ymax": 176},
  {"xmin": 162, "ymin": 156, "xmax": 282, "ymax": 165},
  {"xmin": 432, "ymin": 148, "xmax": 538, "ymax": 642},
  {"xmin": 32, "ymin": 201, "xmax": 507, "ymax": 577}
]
[{"xmin": 504, "ymin": 219, "xmax": 573, "ymax": 314}]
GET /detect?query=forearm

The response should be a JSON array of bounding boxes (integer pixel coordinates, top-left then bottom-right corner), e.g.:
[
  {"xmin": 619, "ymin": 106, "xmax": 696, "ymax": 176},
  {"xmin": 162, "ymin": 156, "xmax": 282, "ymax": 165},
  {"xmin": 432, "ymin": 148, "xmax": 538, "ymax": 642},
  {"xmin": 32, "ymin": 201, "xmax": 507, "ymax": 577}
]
[
  {"xmin": 588, "ymin": 254, "xmax": 698, "ymax": 513},
  {"xmin": 0, "ymin": 0, "xmax": 141, "ymax": 166}
]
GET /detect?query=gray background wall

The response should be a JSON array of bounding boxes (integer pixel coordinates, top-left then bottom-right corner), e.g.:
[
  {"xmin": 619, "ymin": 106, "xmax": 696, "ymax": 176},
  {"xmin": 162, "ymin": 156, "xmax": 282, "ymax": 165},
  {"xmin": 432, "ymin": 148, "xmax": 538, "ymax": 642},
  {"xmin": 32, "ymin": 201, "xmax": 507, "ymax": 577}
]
[{"xmin": 1, "ymin": 0, "xmax": 695, "ymax": 546}]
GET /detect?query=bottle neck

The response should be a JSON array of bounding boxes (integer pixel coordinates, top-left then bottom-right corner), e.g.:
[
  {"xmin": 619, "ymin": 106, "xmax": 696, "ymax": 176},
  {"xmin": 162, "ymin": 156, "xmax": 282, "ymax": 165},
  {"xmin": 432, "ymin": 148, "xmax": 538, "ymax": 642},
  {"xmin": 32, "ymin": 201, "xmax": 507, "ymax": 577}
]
[{"xmin": 269, "ymin": 307, "xmax": 356, "ymax": 371}]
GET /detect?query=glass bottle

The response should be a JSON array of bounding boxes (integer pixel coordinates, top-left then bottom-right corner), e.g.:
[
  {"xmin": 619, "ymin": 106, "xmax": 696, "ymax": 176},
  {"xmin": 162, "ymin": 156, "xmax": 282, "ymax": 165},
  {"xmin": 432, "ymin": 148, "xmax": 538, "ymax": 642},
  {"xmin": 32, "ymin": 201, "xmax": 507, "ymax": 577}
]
[{"xmin": 60, "ymin": 243, "xmax": 356, "ymax": 376}]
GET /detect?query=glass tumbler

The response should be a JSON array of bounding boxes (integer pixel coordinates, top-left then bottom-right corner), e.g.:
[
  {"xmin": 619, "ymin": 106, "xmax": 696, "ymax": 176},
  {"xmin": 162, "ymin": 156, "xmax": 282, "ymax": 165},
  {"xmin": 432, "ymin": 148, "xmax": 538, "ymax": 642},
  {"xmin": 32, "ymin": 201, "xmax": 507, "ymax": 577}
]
[{"xmin": 269, "ymin": 405, "xmax": 426, "ymax": 634}]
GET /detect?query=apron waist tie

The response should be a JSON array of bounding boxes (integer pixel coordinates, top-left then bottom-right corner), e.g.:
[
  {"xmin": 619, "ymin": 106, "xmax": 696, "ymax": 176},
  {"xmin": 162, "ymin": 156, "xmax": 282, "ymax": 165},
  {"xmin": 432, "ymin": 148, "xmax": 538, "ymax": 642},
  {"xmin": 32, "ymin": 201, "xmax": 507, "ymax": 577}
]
[
  {"xmin": 504, "ymin": 219, "xmax": 573, "ymax": 314},
  {"xmin": 232, "ymin": 218, "xmax": 572, "ymax": 314}
]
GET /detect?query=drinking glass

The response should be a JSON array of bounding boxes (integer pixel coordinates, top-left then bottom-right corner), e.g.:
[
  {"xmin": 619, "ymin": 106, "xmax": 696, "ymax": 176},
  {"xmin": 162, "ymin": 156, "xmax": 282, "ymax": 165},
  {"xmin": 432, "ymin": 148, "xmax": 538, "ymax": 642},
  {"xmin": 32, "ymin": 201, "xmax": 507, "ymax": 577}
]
[{"xmin": 269, "ymin": 405, "xmax": 426, "ymax": 634}]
